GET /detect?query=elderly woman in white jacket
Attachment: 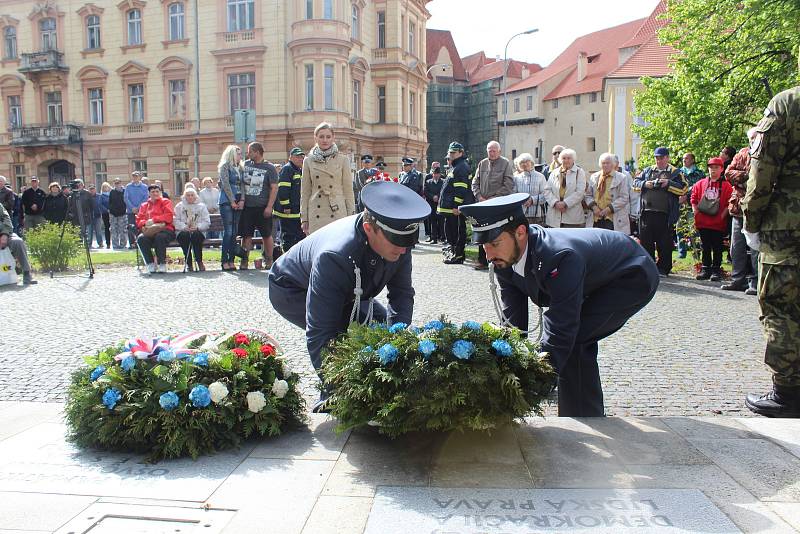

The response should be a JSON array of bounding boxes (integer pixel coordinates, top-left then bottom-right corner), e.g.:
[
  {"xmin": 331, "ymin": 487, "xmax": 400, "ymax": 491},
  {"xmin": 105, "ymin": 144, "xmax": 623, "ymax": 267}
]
[
  {"xmin": 174, "ymin": 187, "xmax": 211, "ymax": 271},
  {"xmin": 585, "ymin": 153, "xmax": 631, "ymax": 234},
  {"xmin": 544, "ymin": 148, "xmax": 587, "ymax": 228}
]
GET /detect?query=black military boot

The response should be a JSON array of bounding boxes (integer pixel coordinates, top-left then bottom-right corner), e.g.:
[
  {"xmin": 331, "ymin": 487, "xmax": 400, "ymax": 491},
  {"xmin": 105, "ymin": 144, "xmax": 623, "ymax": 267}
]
[{"xmin": 746, "ymin": 384, "xmax": 800, "ymax": 418}]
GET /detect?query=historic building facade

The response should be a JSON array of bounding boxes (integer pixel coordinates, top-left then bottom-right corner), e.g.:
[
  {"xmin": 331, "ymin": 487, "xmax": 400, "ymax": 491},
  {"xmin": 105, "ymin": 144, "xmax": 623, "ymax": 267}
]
[{"xmin": 0, "ymin": 0, "xmax": 432, "ymax": 193}]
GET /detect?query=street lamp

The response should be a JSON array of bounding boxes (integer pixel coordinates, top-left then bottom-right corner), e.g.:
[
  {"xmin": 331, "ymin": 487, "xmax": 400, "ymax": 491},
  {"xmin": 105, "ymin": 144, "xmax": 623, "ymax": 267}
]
[
  {"xmin": 501, "ymin": 28, "xmax": 538, "ymax": 151},
  {"xmin": 425, "ymin": 63, "xmax": 452, "ymax": 78}
]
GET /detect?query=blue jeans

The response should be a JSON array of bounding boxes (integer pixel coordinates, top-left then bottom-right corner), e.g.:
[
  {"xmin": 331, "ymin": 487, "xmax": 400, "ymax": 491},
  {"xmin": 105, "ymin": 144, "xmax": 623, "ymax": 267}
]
[
  {"xmin": 89, "ymin": 216, "xmax": 104, "ymax": 247},
  {"xmin": 220, "ymin": 203, "xmax": 240, "ymax": 263}
]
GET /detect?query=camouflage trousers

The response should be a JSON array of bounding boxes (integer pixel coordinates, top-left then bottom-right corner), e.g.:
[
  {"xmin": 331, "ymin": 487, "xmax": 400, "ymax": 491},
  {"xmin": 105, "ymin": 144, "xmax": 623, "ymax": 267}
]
[{"xmin": 758, "ymin": 232, "xmax": 800, "ymax": 387}]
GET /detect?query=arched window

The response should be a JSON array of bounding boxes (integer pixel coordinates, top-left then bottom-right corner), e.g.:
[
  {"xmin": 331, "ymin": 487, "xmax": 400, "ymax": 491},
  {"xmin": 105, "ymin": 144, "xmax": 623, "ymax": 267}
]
[
  {"xmin": 168, "ymin": 3, "xmax": 185, "ymax": 40},
  {"xmin": 351, "ymin": 5, "xmax": 360, "ymax": 40},
  {"xmin": 127, "ymin": 9, "xmax": 142, "ymax": 45},
  {"xmin": 86, "ymin": 15, "xmax": 101, "ymax": 49},
  {"xmin": 39, "ymin": 18, "xmax": 57, "ymax": 50},
  {"xmin": 3, "ymin": 26, "xmax": 17, "ymax": 59}
]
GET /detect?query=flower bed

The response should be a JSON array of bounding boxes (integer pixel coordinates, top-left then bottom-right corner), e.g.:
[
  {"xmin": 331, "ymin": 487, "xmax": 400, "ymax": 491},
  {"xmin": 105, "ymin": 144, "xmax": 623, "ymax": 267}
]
[
  {"xmin": 322, "ymin": 319, "xmax": 555, "ymax": 437},
  {"xmin": 65, "ymin": 330, "xmax": 305, "ymax": 462}
]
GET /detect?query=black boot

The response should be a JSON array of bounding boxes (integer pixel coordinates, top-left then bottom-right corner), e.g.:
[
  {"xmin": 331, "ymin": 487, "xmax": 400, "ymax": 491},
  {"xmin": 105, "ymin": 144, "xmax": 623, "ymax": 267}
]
[
  {"xmin": 721, "ymin": 279, "xmax": 747, "ymax": 291},
  {"xmin": 709, "ymin": 268, "xmax": 722, "ymax": 282},
  {"xmin": 696, "ymin": 268, "xmax": 711, "ymax": 280},
  {"xmin": 746, "ymin": 384, "xmax": 800, "ymax": 418}
]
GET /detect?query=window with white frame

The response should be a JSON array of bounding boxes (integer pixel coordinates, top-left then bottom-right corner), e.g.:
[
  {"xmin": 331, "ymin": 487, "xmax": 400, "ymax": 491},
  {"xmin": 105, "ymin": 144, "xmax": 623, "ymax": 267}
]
[
  {"xmin": 127, "ymin": 10, "xmax": 142, "ymax": 45},
  {"xmin": 352, "ymin": 80, "xmax": 361, "ymax": 119},
  {"xmin": 40, "ymin": 18, "xmax": 57, "ymax": 50},
  {"xmin": 173, "ymin": 158, "xmax": 190, "ymax": 193},
  {"xmin": 377, "ymin": 11, "xmax": 385, "ymax": 48},
  {"xmin": 89, "ymin": 88, "xmax": 104, "ymax": 125},
  {"xmin": 514, "ymin": 98, "xmax": 520, "ymax": 113},
  {"xmin": 527, "ymin": 94, "xmax": 533, "ymax": 111},
  {"xmin": 86, "ymin": 15, "xmax": 101, "ymax": 49},
  {"xmin": 323, "ymin": 0, "xmax": 333, "ymax": 20},
  {"xmin": 227, "ymin": 0, "xmax": 254, "ymax": 31},
  {"xmin": 7, "ymin": 95, "xmax": 21, "ymax": 128},
  {"xmin": 437, "ymin": 85, "xmax": 452, "ymax": 104},
  {"xmin": 169, "ymin": 79, "xmax": 186, "ymax": 118},
  {"xmin": 4, "ymin": 26, "xmax": 17, "ymax": 58},
  {"xmin": 408, "ymin": 21, "xmax": 416, "ymax": 55},
  {"xmin": 409, "ymin": 91, "xmax": 416, "ymax": 126},
  {"xmin": 128, "ymin": 84, "xmax": 144, "ymax": 123},
  {"xmin": 324, "ymin": 64, "xmax": 334, "ymax": 110},
  {"xmin": 168, "ymin": 3, "xmax": 185, "ymax": 40},
  {"xmin": 351, "ymin": 5, "xmax": 360, "ymax": 40},
  {"xmin": 228, "ymin": 72, "xmax": 255, "ymax": 115},
  {"xmin": 378, "ymin": 85, "xmax": 386, "ymax": 123},
  {"xmin": 93, "ymin": 161, "xmax": 107, "ymax": 189},
  {"xmin": 132, "ymin": 159, "xmax": 148, "ymax": 175},
  {"xmin": 305, "ymin": 64, "xmax": 314, "ymax": 110},
  {"xmin": 46, "ymin": 91, "xmax": 62, "ymax": 125}
]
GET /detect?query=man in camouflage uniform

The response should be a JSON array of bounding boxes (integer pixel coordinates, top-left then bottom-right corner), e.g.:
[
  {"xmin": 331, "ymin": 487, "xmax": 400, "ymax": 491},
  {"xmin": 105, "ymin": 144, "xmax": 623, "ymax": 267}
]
[{"xmin": 742, "ymin": 84, "xmax": 800, "ymax": 418}]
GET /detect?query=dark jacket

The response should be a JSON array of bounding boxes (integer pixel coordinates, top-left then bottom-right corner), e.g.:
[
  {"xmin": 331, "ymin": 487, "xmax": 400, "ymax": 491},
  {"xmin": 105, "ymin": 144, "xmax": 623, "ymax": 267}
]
[
  {"xmin": 42, "ymin": 193, "xmax": 68, "ymax": 223},
  {"xmin": 268, "ymin": 214, "xmax": 414, "ymax": 368},
  {"xmin": 21, "ymin": 187, "xmax": 46, "ymax": 216},
  {"xmin": 0, "ymin": 186, "xmax": 15, "ymax": 213},
  {"xmin": 496, "ymin": 226, "xmax": 659, "ymax": 372},
  {"xmin": 423, "ymin": 175, "xmax": 443, "ymax": 206},
  {"xmin": 438, "ymin": 155, "xmax": 474, "ymax": 213},
  {"xmin": 399, "ymin": 169, "xmax": 423, "ymax": 196},
  {"xmin": 634, "ymin": 164, "xmax": 688, "ymax": 225},
  {"xmin": 108, "ymin": 188, "xmax": 127, "ymax": 217},
  {"xmin": 274, "ymin": 161, "xmax": 302, "ymax": 219},
  {"xmin": 67, "ymin": 190, "xmax": 95, "ymax": 227}
]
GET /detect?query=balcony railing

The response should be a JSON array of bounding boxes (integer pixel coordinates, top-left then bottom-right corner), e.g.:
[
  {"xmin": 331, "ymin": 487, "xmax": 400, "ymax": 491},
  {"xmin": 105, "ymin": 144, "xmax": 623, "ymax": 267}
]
[
  {"xmin": 10, "ymin": 123, "xmax": 81, "ymax": 146},
  {"xmin": 18, "ymin": 50, "xmax": 68, "ymax": 73}
]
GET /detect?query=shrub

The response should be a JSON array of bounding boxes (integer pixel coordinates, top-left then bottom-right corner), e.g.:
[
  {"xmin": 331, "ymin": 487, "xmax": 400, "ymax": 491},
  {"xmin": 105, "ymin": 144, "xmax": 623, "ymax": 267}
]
[{"xmin": 25, "ymin": 222, "xmax": 82, "ymax": 272}]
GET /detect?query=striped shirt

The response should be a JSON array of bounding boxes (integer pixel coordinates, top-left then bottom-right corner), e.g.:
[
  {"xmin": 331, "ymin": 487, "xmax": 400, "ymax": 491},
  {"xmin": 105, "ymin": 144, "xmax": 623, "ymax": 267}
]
[{"xmin": 513, "ymin": 171, "xmax": 547, "ymax": 219}]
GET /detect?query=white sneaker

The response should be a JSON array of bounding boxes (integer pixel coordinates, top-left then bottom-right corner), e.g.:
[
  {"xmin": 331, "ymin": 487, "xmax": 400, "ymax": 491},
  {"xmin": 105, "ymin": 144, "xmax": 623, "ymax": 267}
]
[
  {"xmin": 146, "ymin": 263, "xmax": 156, "ymax": 274},
  {"xmin": 157, "ymin": 264, "xmax": 167, "ymax": 273}
]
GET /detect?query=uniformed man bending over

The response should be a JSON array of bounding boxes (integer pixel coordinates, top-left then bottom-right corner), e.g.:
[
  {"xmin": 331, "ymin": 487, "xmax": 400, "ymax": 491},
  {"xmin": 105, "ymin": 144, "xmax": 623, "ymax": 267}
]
[
  {"xmin": 268, "ymin": 181, "xmax": 431, "ymax": 412},
  {"xmin": 460, "ymin": 194, "xmax": 660, "ymax": 416}
]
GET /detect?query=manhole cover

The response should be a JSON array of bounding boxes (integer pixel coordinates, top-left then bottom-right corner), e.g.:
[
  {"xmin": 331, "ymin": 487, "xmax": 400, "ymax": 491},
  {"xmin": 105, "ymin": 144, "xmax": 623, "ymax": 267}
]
[{"xmin": 56, "ymin": 503, "xmax": 235, "ymax": 534}]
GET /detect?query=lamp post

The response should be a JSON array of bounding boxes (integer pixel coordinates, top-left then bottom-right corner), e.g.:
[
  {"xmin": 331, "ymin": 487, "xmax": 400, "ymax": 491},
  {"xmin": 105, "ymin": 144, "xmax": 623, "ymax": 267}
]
[
  {"xmin": 501, "ymin": 29, "xmax": 538, "ymax": 151},
  {"xmin": 425, "ymin": 63, "xmax": 452, "ymax": 78}
]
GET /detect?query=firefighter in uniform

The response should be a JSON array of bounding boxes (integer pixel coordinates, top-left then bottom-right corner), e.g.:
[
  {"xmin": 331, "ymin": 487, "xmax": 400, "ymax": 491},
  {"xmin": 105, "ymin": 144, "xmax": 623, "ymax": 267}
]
[
  {"xmin": 275, "ymin": 147, "xmax": 305, "ymax": 252},
  {"xmin": 438, "ymin": 142, "xmax": 474, "ymax": 264}
]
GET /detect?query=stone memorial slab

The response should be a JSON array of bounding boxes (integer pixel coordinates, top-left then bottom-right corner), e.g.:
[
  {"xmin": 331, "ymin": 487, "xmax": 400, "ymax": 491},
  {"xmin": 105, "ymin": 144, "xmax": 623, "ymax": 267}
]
[
  {"xmin": 54, "ymin": 503, "xmax": 235, "ymax": 534},
  {"xmin": 0, "ymin": 423, "xmax": 252, "ymax": 501},
  {"xmin": 364, "ymin": 487, "xmax": 742, "ymax": 533}
]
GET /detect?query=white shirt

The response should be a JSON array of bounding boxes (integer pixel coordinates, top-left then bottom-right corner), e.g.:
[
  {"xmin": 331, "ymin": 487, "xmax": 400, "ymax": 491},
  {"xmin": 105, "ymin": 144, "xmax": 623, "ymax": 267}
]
[{"xmin": 512, "ymin": 241, "xmax": 529, "ymax": 278}]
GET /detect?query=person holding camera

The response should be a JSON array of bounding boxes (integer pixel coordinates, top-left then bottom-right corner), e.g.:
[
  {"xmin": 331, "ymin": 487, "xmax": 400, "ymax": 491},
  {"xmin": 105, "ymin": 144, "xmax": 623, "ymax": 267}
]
[
  {"xmin": 218, "ymin": 145, "xmax": 244, "ymax": 271},
  {"xmin": 135, "ymin": 184, "xmax": 175, "ymax": 274}
]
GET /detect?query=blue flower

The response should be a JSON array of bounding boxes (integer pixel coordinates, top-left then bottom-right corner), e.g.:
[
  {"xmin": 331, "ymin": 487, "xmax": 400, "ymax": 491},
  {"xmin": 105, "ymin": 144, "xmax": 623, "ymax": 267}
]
[
  {"xmin": 388, "ymin": 322, "xmax": 408, "ymax": 334},
  {"xmin": 159, "ymin": 391, "xmax": 180, "ymax": 411},
  {"xmin": 157, "ymin": 349, "xmax": 176, "ymax": 363},
  {"xmin": 361, "ymin": 345, "xmax": 374, "ymax": 354},
  {"xmin": 492, "ymin": 339, "xmax": 513, "ymax": 358},
  {"xmin": 102, "ymin": 388, "xmax": 121, "ymax": 410},
  {"xmin": 192, "ymin": 352, "xmax": 209, "ymax": 367},
  {"xmin": 410, "ymin": 326, "xmax": 421, "ymax": 334},
  {"xmin": 418, "ymin": 339, "xmax": 437, "ymax": 359},
  {"xmin": 120, "ymin": 356, "xmax": 136, "ymax": 372},
  {"xmin": 462, "ymin": 321, "xmax": 481, "ymax": 331},
  {"xmin": 377, "ymin": 343, "xmax": 399, "ymax": 365},
  {"xmin": 452, "ymin": 340, "xmax": 475, "ymax": 360},
  {"xmin": 90, "ymin": 365, "xmax": 106, "ymax": 381},
  {"xmin": 423, "ymin": 320, "xmax": 445, "ymax": 331},
  {"xmin": 369, "ymin": 323, "xmax": 386, "ymax": 330},
  {"xmin": 188, "ymin": 385, "xmax": 211, "ymax": 408}
]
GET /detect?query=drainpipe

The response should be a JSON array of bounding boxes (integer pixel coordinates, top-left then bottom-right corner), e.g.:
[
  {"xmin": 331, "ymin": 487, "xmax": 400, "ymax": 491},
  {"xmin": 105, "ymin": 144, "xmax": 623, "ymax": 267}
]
[{"xmin": 193, "ymin": 0, "xmax": 201, "ymax": 177}]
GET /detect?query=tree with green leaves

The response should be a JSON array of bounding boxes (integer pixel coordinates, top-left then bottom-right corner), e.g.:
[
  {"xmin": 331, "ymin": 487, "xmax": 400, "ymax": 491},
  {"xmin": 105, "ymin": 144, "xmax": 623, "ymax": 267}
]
[{"xmin": 634, "ymin": 0, "xmax": 800, "ymax": 166}]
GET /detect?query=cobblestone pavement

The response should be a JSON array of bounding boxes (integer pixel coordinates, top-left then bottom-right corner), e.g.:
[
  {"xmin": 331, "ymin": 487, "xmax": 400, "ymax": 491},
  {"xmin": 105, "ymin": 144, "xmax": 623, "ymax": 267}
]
[{"xmin": 1, "ymin": 242, "xmax": 770, "ymax": 416}]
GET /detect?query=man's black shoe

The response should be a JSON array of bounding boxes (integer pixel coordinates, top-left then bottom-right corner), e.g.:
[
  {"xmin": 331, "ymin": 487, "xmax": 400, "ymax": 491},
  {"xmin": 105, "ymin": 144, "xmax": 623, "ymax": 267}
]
[
  {"xmin": 721, "ymin": 280, "xmax": 747, "ymax": 291},
  {"xmin": 745, "ymin": 286, "xmax": 758, "ymax": 296},
  {"xmin": 709, "ymin": 269, "xmax": 722, "ymax": 282},
  {"xmin": 696, "ymin": 269, "xmax": 711, "ymax": 280},
  {"xmin": 745, "ymin": 385, "xmax": 800, "ymax": 418},
  {"xmin": 444, "ymin": 255, "xmax": 464, "ymax": 265}
]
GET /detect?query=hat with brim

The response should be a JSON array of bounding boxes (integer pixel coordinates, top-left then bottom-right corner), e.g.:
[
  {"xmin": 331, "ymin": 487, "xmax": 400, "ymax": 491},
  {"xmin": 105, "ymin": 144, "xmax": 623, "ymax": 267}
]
[
  {"xmin": 459, "ymin": 193, "xmax": 530, "ymax": 244},
  {"xmin": 361, "ymin": 181, "xmax": 432, "ymax": 248},
  {"xmin": 290, "ymin": 147, "xmax": 305, "ymax": 157}
]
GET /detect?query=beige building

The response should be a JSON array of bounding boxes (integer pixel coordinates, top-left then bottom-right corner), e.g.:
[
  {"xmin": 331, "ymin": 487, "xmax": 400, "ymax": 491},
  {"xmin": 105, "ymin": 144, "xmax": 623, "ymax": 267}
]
[{"xmin": 0, "ymin": 0, "xmax": 432, "ymax": 194}]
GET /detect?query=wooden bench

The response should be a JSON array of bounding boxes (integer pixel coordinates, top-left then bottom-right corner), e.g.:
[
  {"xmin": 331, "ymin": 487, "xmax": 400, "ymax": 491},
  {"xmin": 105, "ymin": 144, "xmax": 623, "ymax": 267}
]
[{"xmin": 133, "ymin": 213, "xmax": 265, "ymax": 271}]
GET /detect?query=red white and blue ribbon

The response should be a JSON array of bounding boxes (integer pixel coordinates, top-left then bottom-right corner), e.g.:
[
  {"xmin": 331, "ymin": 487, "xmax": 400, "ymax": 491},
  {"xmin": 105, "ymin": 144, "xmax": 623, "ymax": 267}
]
[{"xmin": 114, "ymin": 332, "xmax": 208, "ymax": 361}]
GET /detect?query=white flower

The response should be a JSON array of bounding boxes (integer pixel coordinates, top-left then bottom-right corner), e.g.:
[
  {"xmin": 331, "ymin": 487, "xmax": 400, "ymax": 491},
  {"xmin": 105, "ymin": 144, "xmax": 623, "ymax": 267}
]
[
  {"xmin": 208, "ymin": 382, "xmax": 229, "ymax": 404},
  {"xmin": 271, "ymin": 379, "xmax": 289, "ymax": 399},
  {"xmin": 246, "ymin": 391, "xmax": 267, "ymax": 413}
]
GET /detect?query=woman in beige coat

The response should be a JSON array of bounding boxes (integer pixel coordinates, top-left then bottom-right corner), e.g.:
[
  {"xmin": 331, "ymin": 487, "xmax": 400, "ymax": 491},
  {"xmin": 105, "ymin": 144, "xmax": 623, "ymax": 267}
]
[
  {"xmin": 301, "ymin": 122, "xmax": 356, "ymax": 234},
  {"xmin": 585, "ymin": 153, "xmax": 631, "ymax": 234},
  {"xmin": 544, "ymin": 148, "xmax": 587, "ymax": 228}
]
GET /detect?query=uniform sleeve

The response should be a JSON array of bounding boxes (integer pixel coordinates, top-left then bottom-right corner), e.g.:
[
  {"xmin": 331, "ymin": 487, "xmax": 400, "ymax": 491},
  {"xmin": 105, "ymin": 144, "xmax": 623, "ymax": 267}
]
[
  {"xmin": 386, "ymin": 251, "xmax": 415, "ymax": 324},
  {"xmin": 498, "ymin": 274, "xmax": 529, "ymax": 333},
  {"xmin": 539, "ymin": 252, "xmax": 586, "ymax": 373},
  {"xmin": 306, "ymin": 252, "xmax": 355, "ymax": 368},
  {"xmin": 743, "ymin": 99, "xmax": 787, "ymax": 232},
  {"xmin": 453, "ymin": 165, "xmax": 473, "ymax": 206},
  {"xmin": 300, "ymin": 158, "xmax": 311, "ymax": 224},
  {"xmin": 277, "ymin": 166, "xmax": 293, "ymax": 212}
]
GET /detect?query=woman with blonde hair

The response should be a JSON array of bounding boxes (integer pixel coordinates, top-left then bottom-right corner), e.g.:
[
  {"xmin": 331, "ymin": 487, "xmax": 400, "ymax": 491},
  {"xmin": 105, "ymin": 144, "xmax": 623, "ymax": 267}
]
[
  {"xmin": 544, "ymin": 148, "xmax": 587, "ymax": 228},
  {"xmin": 300, "ymin": 122, "xmax": 355, "ymax": 234},
  {"xmin": 218, "ymin": 144, "xmax": 243, "ymax": 271},
  {"xmin": 513, "ymin": 152, "xmax": 547, "ymax": 226},
  {"xmin": 174, "ymin": 186, "xmax": 211, "ymax": 271}
]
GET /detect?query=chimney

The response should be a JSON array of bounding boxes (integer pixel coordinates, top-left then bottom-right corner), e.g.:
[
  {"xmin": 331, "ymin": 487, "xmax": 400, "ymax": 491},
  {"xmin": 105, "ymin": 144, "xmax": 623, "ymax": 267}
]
[
  {"xmin": 577, "ymin": 52, "xmax": 588, "ymax": 82},
  {"xmin": 521, "ymin": 65, "xmax": 530, "ymax": 78}
]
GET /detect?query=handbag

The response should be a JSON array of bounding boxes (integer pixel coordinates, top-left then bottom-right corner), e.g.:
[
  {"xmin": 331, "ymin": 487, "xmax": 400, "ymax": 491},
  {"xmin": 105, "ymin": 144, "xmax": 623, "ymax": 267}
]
[
  {"xmin": 0, "ymin": 247, "xmax": 18, "ymax": 286},
  {"xmin": 697, "ymin": 179, "xmax": 721, "ymax": 216},
  {"xmin": 141, "ymin": 222, "xmax": 166, "ymax": 238}
]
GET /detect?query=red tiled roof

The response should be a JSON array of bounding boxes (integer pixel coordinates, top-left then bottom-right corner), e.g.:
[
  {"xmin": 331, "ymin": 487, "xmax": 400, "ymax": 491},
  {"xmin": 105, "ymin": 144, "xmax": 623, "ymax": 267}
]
[
  {"xmin": 607, "ymin": 34, "xmax": 674, "ymax": 78},
  {"xmin": 468, "ymin": 59, "xmax": 541, "ymax": 86},
  {"xmin": 426, "ymin": 29, "xmax": 468, "ymax": 81},
  {"xmin": 462, "ymin": 51, "xmax": 491, "ymax": 77},
  {"xmin": 621, "ymin": 0, "xmax": 667, "ymax": 48}
]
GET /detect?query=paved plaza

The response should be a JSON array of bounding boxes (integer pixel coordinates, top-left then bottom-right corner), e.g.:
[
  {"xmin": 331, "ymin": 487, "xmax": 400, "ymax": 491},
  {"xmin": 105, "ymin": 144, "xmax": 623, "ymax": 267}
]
[{"xmin": 1, "ymin": 241, "xmax": 770, "ymax": 416}]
